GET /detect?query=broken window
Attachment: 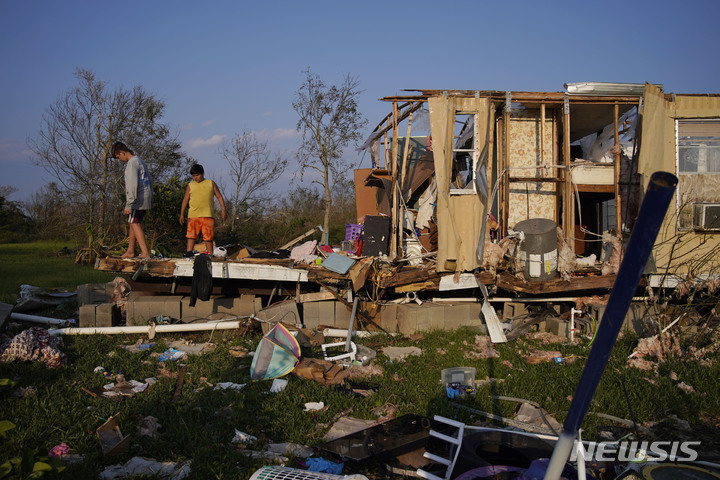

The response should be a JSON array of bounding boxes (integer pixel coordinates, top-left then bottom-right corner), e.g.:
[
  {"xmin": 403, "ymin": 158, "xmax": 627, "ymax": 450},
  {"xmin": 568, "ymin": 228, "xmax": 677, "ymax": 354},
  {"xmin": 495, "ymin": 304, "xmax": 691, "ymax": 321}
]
[
  {"xmin": 676, "ymin": 119, "xmax": 720, "ymax": 230},
  {"xmin": 451, "ymin": 113, "xmax": 482, "ymax": 193}
]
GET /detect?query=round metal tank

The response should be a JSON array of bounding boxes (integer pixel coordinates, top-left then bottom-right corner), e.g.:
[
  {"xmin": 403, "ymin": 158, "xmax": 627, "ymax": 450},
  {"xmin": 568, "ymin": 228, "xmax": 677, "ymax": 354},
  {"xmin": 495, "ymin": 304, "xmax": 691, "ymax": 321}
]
[{"xmin": 514, "ymin": 218, "xmax": 558, "ymax": 282}]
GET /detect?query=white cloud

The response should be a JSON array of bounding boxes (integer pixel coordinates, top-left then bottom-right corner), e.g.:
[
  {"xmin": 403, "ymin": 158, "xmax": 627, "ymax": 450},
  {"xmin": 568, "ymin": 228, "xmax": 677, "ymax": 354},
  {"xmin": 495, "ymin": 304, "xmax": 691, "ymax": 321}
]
[
  {"xmin": 186, "ymin": 134, "xmax": 227, "ymax": 150},
  {"xmin": 180, "ymin": 123, "xmax": 194, "ymax": 132},
  {"xmin": 262, "ymin": 111, "xmax": 272, "ymax": 117},
  {"xmin": 202, "ymin": 119, "xmax": 217, "ymax": 127},
  {"xmin": 271, "ymin": 128, "xmax": 298, "ymax": 140}
]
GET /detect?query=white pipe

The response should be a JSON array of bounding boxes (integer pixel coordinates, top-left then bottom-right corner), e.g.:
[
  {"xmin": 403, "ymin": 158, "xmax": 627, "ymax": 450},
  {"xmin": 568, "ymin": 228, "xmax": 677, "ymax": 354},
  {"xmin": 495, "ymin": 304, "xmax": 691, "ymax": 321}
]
[
  {"xmin": 10, "ymin": 313, "xmax": 72, "ymax": 326},
  {"xmin": 49, "ymin": 321, "xmax": 243, "ymax": 336},
  {"xmin": 323, "ymin": 328, "xmax": 385, "ymax": 338}
]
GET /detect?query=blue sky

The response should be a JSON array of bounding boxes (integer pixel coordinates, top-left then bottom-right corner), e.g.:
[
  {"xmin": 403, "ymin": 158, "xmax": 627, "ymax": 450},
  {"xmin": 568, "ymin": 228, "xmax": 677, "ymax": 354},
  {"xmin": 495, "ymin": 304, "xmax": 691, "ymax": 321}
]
[{"xmin": 2, "ymin": 0, "xmax": 719, "ymax": 203}]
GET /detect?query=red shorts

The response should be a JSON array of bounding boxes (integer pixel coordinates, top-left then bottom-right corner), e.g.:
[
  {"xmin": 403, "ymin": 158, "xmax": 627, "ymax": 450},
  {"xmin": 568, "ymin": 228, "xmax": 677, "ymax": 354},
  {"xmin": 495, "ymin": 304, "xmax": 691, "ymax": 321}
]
[
  {"xmin": 186, "ymin": 217, "xmax": 215, "ymax": 241},
  {"xmin": 128, "ymin": 210, "xmax": 146, "ymax": 224}
]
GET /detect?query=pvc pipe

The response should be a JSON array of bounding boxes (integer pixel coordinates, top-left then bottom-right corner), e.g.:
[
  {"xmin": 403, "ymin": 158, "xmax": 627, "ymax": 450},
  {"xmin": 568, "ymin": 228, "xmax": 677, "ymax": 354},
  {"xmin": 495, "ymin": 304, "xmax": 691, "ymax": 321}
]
[
  {"xmin": 49, "ymin": 321, "xmax": 243, "ymax": 336},
  {"xmin": 10, "ymin": 313, "xmax": 72, "ymax": 326},
  {"xmin": 544, "ymin": 172, "xmax": 678, "ymax": 480}
]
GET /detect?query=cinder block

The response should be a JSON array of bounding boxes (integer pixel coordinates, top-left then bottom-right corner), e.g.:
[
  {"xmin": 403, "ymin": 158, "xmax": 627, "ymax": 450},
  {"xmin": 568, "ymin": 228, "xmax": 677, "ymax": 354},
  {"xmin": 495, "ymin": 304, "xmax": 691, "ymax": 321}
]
[
  {"xmin": 77, "ymin": 283, "xmax": 114, "ymax": 306},
  {"xmin": 503, "ymin": 302, "xmax": 528, "ymax": 321},
  {"xmin": 126, "ymin": 295, "xmax": 182, "ymax": 326},
  {"xmin": 378, "ymin": 304, "xmax": 399, "ymax": 333},
  {"xmin": 544, "ymin": 316, "xmax": 569, "ymax": 337},
  {"xmin": 79, "ymin": 303, "xmax": 120, "ymax": 328},
  {"xmin": 302, "ymin": 301, "xmax": 335, "ymax": 330}
]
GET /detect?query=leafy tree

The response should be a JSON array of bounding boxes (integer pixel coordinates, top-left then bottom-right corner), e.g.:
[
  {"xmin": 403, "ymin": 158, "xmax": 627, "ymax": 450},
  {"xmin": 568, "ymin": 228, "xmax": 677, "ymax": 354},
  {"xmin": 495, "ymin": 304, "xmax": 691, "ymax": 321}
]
[
  {"xmin": 0, "ymin": 186, "xmax": 35, "ymax": 242},
  {"xmin": 27, "ymin": 68, "xmax": 187, "ymax": 258},
  {"xmin": 292, "ymin": 68, "xmax": 367, "ymax": 244},
  {"xmin": 219, "ymin": 130, "xmax": 287, "ymax": 232},
  {"xmin": 145, "ymin": 176, "xmax": 189, "ymax": 255}
]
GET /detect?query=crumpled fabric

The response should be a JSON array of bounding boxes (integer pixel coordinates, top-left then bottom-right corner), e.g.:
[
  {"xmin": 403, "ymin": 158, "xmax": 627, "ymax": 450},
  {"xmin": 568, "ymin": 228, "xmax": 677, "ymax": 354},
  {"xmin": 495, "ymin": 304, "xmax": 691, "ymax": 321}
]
[
  {"xmin": 290, "ymin": 240, "xmax": 317, "ymax": 261},
  {"xmin": 48, "ymin": 443, "xmax": 71, "ymax": 458},
  {"xmin": 305, "ymin": 457, "xmax": 343, "ymax": 475},
  {"xmin": 0, "ymin": 328, "xmax": 66, "ymax": 367}
]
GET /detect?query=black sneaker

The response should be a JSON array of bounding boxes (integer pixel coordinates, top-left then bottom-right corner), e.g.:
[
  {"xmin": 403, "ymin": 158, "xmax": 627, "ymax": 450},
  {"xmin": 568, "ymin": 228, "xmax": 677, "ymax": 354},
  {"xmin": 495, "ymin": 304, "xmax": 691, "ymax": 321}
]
[{"xmin": 182, "ymin": 251, "xmax": 195, "ymax": 259}]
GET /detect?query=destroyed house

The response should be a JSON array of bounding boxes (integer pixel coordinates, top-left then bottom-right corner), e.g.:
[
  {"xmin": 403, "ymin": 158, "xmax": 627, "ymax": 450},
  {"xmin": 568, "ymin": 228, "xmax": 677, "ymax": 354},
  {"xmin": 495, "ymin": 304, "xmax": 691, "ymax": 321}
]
[
  {"xmin": 356, "ymin": 82, "xmax": 720, "ymax": 290},
  {"xmin": 95, "ymin": 82, "xmax": 720, "ymax": 334}
]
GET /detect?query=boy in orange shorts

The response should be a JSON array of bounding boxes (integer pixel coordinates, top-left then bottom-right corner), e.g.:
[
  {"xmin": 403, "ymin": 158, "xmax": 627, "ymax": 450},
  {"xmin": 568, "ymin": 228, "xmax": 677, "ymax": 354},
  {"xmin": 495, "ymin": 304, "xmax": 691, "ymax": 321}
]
[{"xmin": 179, "ymin": 163, "xmax": 227, "ymax": 257}]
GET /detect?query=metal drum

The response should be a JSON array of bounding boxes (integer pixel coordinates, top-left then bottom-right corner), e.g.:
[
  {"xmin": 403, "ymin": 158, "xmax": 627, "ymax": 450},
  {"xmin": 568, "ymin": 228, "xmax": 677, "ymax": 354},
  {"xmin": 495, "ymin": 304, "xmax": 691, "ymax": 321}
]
[{"xmin": 514, "ymin": 218, "xmax": 558, "ymax": 282}]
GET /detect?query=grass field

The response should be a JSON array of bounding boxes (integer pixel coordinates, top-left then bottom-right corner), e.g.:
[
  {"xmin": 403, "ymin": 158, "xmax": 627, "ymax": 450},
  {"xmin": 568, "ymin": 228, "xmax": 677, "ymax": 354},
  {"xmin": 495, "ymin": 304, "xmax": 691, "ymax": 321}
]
[
  {"xmin": 0, "ymin": 241, "xmax": 117, "ymax": 304},
  {"xmin": 1, "ymin": 242, "xmax": 719, "ymax": 479}
]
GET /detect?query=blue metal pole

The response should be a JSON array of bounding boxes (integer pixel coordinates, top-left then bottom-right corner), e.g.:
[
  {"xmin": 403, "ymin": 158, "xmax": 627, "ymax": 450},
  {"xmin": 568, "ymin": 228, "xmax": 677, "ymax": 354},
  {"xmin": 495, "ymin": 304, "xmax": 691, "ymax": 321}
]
[{"xmin": 544, "ymin": 171, "xmax": 677, "ymax": 479}]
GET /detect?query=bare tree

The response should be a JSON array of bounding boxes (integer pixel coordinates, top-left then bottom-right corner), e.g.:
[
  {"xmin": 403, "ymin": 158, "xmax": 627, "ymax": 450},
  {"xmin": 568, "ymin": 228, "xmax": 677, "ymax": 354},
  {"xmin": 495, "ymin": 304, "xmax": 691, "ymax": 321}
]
[
  {"xmin": 219, "ymin": 131, "xmax": 287, "ymax": 231},
  {"xmin": 292, "ymin": 68, "xmax": 367, "ymax": 243},
  {"xmin": 28, "ymin": 68, "xmax": 185, "ymax": 254}
]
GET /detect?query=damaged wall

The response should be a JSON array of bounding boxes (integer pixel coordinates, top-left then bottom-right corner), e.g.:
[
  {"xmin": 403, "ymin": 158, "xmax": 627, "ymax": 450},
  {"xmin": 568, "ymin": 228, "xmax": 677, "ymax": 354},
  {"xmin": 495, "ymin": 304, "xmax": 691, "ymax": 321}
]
[
  {"xmin": 506, "ymin": 108, "xmax": 557, "ymax": 228},
  {"xmin": 639, "ymin": 83, "xmax": 720, "ymax": 276},
  {"xmin": 429, "ymin": 96, "xmax": 492, "ymax": 272}
]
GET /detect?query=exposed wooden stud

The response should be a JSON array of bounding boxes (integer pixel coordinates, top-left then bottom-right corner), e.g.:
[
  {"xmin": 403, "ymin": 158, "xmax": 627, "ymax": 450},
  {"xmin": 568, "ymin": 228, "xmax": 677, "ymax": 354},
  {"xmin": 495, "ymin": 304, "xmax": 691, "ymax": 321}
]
[
  {"xmin": 614, "ymin": 102, "xmax": 622, "ymax": 239},
  {"xmin": 540, "ymin": 103, "xmax": 546, "ymax": 177},
  {"xmin": 563, "ymin": 95, "xmax": 573, "ymax": 247},
  {"xmin": 400, "ymin": 105, "xmax": 414, "ymax": 192},
  {"xmin": 391, "ymin": 101, "xmax": 400, "ymax": 258}
]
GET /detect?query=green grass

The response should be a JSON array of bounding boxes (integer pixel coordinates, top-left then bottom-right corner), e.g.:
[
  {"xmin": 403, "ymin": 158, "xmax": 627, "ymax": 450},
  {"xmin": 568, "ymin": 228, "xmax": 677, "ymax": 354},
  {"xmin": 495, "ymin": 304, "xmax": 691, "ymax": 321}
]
[
  {"xmin": 0, "ymin": 242, "xmax": 117, "ymax": 304},
  {"xmin": 0, "ymin": 242, "xmax": 719, "ymax": 478}
]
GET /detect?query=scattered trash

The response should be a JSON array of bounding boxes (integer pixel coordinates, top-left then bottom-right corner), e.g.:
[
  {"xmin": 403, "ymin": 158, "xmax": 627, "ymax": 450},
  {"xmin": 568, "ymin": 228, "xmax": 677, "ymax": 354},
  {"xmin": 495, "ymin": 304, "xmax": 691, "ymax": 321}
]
[
  {"xmin": 306, "ymin": 456, "xmax": 344, "ymax": 475},
  {"xmin": 101, "ymin": 379, "xmax": 150, "ymax": 398},
  {"xmin": 294, "ymin": 357, "xmax": 348, "ymax": 385},
  {"xmin": 0, "ymin": 327, "xmax": 66, "ymax": 367},
  {"xmin": 267, "ymin": 442, "xmax": 314, "ymax": 458},
  {"xmin": 381, "ymin": 346, "xmax": 422, "ymax": 362},
  {"xmin": 120, "ymin": 340, "xmax": 156, "ymax": 353},
  {"xmin": 167, "ymin": 339, "xmax": 215, "ymax": 355},
  {"xmin": 158, "ymin": 347, "xmax": 186, "ymax": 362},
  {"xmin": 96, "ymin": 413, "xmax": 130, "ymax": 456},
  {"xmin": 250, "ymin": 323, "xmax": 301, "ymax": 380},
  {"xmin": 137, "ymin": 416, "xmax": 161, "ymax": 438},
  {"xmin": 231, "ymin": 429, "xmax": 257, "ymax": 444},
  {"xmin": 99, "ymin": 456, "xmax": 191, "ymax": 480},
  {"xmin": 323, "ymin": 417, "xmax": 377, "ymax": 441},
  {"xmin": 214, "ymin": 382, "xmax": 246, "ymax": 391},
  {"xmin": 441, "ymin": 367, "xmax": 476, "ymax": 399},
  {"xmin": 13, "ymin": 385, "xmax": 35, "ymax": 397},
  {"xmin": 249, "ymin": 466, "xmax": 368, "ymax": 480},
  {"xmin": 13, "ymin": 284, "xmax": 76, "ymax": 313},
  {"xmin": 270, "ymin": 378, "xmax": 288, "ymax": 393},
  {"xmin": 322, "ymin": 414, "xmax": 434, "ymax": 464},
  {"xmin": 48, "ymin": 442, "xmax": 70, "ymax": 459},
  {"xmin": 304, "ymin": 402, "xmax": 325, "ymax": 412}
]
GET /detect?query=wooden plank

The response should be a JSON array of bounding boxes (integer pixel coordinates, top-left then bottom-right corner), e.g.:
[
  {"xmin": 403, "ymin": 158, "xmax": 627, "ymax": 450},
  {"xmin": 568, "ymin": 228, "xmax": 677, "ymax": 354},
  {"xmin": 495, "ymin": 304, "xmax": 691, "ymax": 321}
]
[
  {"xmin": 496, "ymin": 271, "xmax": 617, "ymax": 294},
  {"xmin": 479, "ymin": 283, "xmax": 506, "ymax": 343},
  {"xmin": 297, "ymin": 291, "xmax": 337, "ymax": 303},
  {"xmin": 348, "ymin": 257, "xmax": 374, "ymax": 292},
  {"xmin": 96, "ymin": 257, "xmax": 177, "ymax": 277},
  {"xmin": 394, "ymin": 280, "xmax": 439, "ymax": 293},
  {"xmin": 280, "ymin": 226, "xmax": 319, "ymax": 250}
]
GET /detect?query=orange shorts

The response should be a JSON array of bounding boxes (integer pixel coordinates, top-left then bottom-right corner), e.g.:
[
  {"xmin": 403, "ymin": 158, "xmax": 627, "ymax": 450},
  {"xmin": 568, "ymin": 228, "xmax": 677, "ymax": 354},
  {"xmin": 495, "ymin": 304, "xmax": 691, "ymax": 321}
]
[{"xmin": 186, "ymin": 217, "xmax": 215, "ymax": 241}]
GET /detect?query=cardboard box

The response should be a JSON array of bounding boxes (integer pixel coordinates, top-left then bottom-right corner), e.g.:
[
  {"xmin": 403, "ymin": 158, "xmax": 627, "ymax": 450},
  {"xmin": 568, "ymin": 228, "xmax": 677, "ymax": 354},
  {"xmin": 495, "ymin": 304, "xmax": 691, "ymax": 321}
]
[
  {"xmin": 181, "ymin": 295, "xmax": 260, "ymax": 323},
  {"xmin": 79, "ymin": 303, "xmax": 120, "ymax": 328},
  {"xmin": 126, "ymin": 295, "xmax": 182, "ymax": 326}
]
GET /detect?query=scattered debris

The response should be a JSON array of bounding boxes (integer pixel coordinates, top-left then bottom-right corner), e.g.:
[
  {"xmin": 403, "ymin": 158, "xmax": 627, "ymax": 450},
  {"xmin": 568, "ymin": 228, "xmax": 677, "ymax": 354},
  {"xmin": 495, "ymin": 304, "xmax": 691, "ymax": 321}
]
[
  {"xmin": 231, "ymin": 430, "xmax": 257, "ymax": 444},
  {"xmin": 99, "ymin": 456, "xmax": 191, "ymax": 480},
  {"xmin": 96, "ymin": 413, "xmax": 130, "ymax": 456},
  {"xmin": 137, "ymin": 416, "xmax": 161, "ymax": 438},
  {"xmin": 0, "ymin": 327, "xmax": 66, "ymax": 367},
  {"xmin": 381, "ymin": 346, "xmax": 422, "ymax": 362}
]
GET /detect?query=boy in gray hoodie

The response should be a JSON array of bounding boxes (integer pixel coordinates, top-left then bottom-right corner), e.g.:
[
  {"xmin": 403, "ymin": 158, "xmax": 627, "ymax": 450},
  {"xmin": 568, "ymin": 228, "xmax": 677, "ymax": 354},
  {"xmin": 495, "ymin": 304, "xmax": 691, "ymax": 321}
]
[{"xmin": 112, "ymin": 141, "xmax": 153, "ymax": 258}]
